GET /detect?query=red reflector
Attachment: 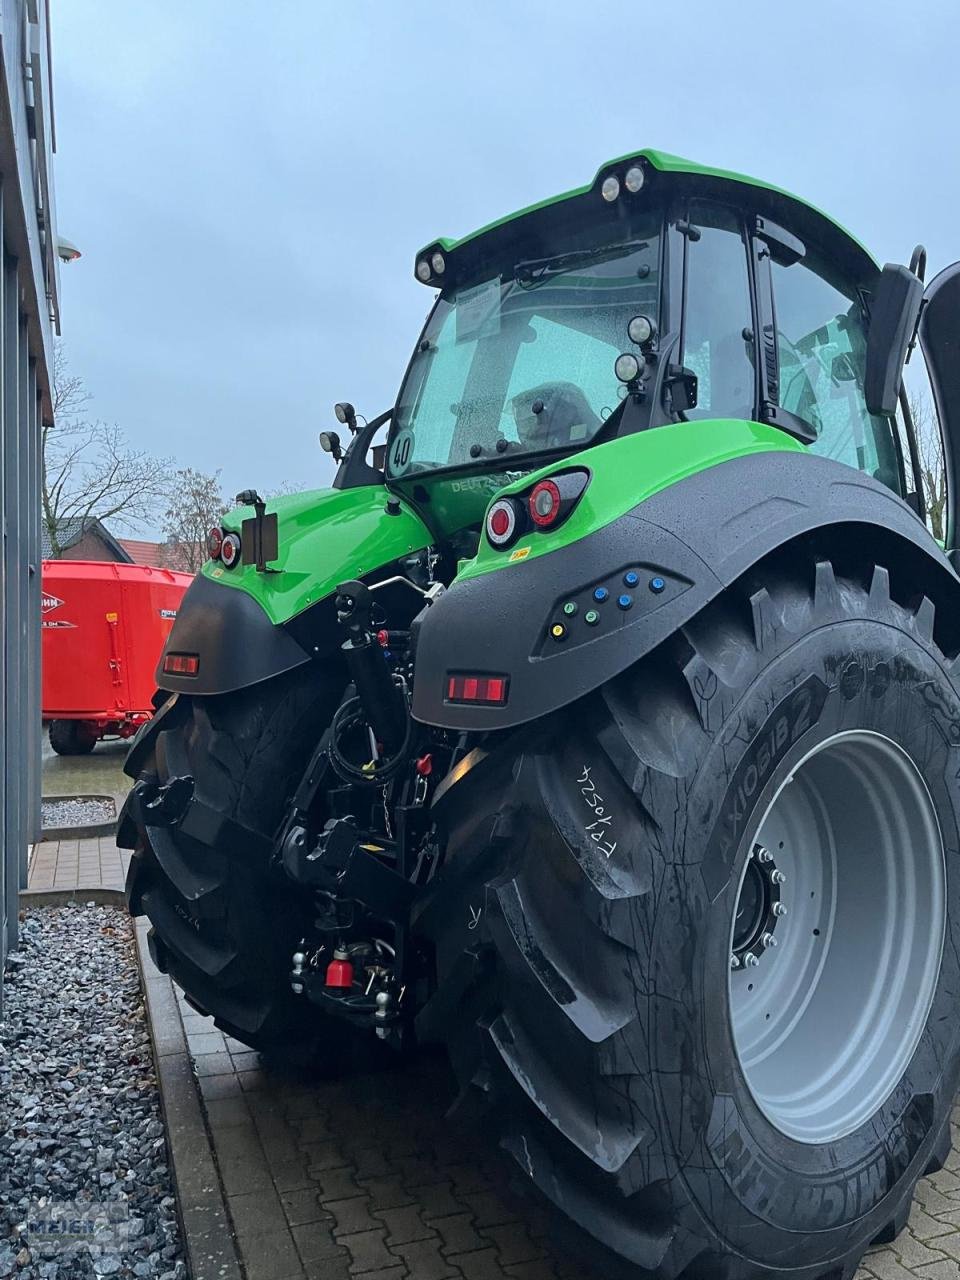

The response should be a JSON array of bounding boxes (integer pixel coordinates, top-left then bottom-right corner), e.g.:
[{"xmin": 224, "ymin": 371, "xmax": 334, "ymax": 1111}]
[
  {"xmin": 490, "ymin": 507, "xmax": 510, "ymax": 537},
  {"xmin": 445, "ymin": 673, "xmax": 510, "ymax": 705},
  {"xmin": 163, "ymin": 652, "xmax": 200, "ymax": 676},
  {"xmin": 220, "ymin": 532, "xmax": 241, "ymax": 567}
]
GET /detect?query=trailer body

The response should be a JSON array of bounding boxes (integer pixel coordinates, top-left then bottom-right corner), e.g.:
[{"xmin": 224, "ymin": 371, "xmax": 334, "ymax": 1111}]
[{"xmin": 42, "ymin": 560, "xmax": 191, "ymax": 750}]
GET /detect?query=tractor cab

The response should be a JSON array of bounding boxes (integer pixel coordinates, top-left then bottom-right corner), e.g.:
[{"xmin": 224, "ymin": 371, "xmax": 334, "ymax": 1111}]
[{"xmin": 330, "ymin": 149, "xmax": 932, "ymax": 553}]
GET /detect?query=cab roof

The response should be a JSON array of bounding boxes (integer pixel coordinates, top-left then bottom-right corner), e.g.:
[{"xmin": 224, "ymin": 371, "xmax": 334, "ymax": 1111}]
[{"xmin": 414, "ymin": 148, "xmax": 877, "ymax": 287}]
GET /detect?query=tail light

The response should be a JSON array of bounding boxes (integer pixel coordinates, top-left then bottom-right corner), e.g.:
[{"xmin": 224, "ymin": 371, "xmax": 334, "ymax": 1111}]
[
  {"xmin": 486, "ymin": 470, "xmax": 590, "ymax": 551},
  {"xmin": 220, "ymin": 532, "xmax": 242, "ymax": 568},
  {"xmin": 486, "ymin": 497, "xmax": 522, "ymax": 548},
  {"xmin": 446, "ymin": 673, "xmax": 509, "ymax": 705},
  {"xmin": 163, "ymin": 652, "xmax": 200, "ymax": 676},
  {"xmin": 528, "ymin": 479, "xmax": 562, "ymax": 527},
  {"xmin": 206, "ymin": 526, "xmax": 224, "ymax": 559}
]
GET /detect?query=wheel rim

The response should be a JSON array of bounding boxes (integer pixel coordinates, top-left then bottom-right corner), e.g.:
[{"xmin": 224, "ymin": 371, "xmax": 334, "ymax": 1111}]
[{"xmin": 728, "ymin": 730, "xmax": 945, "ymax": 1145}]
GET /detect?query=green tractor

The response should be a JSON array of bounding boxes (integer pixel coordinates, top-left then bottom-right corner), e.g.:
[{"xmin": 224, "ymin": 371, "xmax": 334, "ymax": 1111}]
[{"xmin": 122, "ymin": 149, "xmax": 960, "ymax": 1278}]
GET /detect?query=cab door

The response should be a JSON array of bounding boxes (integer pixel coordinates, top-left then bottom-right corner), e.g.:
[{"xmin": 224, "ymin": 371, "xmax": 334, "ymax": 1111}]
[{"xmin": 919, "ymin": 262, "xmax": 960, "ymax": 555}]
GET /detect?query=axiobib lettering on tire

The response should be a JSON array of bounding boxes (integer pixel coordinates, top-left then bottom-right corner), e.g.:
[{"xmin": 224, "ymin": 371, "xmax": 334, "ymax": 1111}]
[{"xmin": 707, "ymin": 674, "xmax": 828, "ymax": 880}]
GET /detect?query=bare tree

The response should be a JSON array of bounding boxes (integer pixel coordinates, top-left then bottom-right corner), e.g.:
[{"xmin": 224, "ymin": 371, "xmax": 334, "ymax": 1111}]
[
  {"xmin": 42, "ymin": 343, "xmax": 172, "ymax": 556},
  {"xmin": 911, "ymin": 389, "xmax": 946, "ymax": 542},
  {"xmin": 162, "ymin": 467, "xmax": 228, "ymax": 573}
]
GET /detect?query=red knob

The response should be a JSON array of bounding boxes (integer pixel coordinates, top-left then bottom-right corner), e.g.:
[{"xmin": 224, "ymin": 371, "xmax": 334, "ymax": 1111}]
[{"xmin": 325, "ymin": 958, "xmax": 354, "ymax": 989}]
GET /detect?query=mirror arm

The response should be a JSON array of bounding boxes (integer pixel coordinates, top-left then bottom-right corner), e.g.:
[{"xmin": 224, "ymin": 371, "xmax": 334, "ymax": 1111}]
[{"xmin": 897, "ymin": 381, "xmax": 926, "ymax": 518}]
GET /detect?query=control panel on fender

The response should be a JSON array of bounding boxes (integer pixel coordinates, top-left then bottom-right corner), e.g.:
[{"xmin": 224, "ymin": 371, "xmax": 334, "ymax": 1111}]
[{"xmin": 537, "ymin": 564, "xmax": 691, "ymax": 654}]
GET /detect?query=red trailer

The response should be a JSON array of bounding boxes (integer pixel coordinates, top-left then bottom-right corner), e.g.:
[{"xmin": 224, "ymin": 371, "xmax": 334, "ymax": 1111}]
[{"xmin": 42, "ymin": 560, "xmax": 192, "ymax": 754}]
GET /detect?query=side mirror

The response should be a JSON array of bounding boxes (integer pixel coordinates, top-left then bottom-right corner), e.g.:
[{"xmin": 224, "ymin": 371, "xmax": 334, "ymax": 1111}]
[
  {"xmin": 865, "ymin": 264, "xmax": 923, "ymax": 417},
  {"xmin": 319, "ymin": 430, "xmax": 343, "ymax": 462}
]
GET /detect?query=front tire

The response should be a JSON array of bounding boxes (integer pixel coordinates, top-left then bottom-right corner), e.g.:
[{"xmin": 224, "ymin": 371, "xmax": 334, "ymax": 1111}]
[{"xmin": 423, "ymin": 554, "xmax": 960, "ymax": 1279}]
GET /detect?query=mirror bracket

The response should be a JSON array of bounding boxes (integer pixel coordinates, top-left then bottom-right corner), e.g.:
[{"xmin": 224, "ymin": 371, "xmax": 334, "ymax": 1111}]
[{"xmin": 865, "ymin": 264, "xmax": 924, "ymax": 417}]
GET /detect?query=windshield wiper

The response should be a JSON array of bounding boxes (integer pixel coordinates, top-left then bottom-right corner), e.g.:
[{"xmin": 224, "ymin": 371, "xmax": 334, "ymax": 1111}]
[{"xmin": 514, "ymin": 240, "xmax": 650, "ymax": 289}]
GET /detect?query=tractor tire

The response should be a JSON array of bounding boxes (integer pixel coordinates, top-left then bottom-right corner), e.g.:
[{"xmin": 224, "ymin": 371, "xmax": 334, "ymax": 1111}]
[
  {"xmin": 124, "ymin": 664, "xmax": 346, "ymax": 1053},
  {"xmin": 49, "ymin": 719, "xmax": 98, "ymax": 755},
  {"xmin": 421, "ymin": 554, "xmax": 960, "ymax": 1280}
]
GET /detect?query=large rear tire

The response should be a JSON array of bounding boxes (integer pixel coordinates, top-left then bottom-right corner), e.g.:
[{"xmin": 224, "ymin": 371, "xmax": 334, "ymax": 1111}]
[
  {"xmin": 420, "ymin": 554, "xmax": 960, "ymax": 1279},
  {"xmin": 124, "ymin": 665, "xmax": 344, "ymax": 1052}
]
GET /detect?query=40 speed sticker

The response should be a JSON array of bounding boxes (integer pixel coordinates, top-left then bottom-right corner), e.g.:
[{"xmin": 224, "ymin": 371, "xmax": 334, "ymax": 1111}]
[{"xmin": 389, "ymin": 429, "xmax": 415, "ymax": 475}]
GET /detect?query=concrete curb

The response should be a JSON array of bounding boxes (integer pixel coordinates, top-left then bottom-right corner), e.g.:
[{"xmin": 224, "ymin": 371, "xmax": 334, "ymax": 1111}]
[
  {"xmin": 133, "ymin": 919, "xmax": 243, "ymax": 1280},
  {"xmin": 40, "ymin": 820, "xmax": 117, "ymax": 842},
  {"xmin": 20, "ymin": 887, "xmax": 125, "ymax": 907},
  {"xmin": 40, "ymin": 791, "xmax": 119, "ymax": 842}
]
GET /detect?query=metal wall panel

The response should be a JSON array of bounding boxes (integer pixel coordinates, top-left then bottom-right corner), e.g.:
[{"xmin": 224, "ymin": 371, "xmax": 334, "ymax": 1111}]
[
  {"xmin": 3, "ymin": 253, "xmax": 22, "ymax": 958},
  {"xmin": 0, "ymin": 0, "xmax": 58, "ymax": 1009}
]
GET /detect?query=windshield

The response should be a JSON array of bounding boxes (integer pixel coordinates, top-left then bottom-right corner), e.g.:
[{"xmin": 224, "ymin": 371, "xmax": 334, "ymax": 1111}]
[{"xmin": 387, "ymin": 218, "xmax": 661, "ymax": 478}]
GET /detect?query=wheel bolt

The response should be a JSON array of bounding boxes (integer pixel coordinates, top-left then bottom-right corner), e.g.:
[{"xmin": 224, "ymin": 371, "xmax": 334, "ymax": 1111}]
[
  {"xmin": 730, "ymin": 954, "xmax": 740, "ymax": 970},
  {"xmin": 773, "ymin": 902, "xmax": 787, "ymax": 917},
  {"xmin": 761, "ymin": 932, "xmax": 777, "ymax": 948},
  {"xmin": 757, "ymin": 847, "xmax": 773, "ymax": 864},
  {"xmin": 771, "ymin": 869, "xmax": 786, "ymax": 885},
  {"xmin": 744, "ymin": 953, "xmax": 760, "ymax": 968}
]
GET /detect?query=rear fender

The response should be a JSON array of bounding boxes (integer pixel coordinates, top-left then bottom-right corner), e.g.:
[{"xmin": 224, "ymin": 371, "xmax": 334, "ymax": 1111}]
[
  {"xmin": 159, "ymin": 485, "xmax": 433, "ymax": 695},
  {"xmin": 411, "ymin": 452, "xmax": 959, "ymax": 731}
]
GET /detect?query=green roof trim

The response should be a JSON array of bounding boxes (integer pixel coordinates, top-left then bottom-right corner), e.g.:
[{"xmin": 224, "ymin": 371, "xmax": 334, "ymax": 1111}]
[{"xmin": 416, "ymin": 147, "xmax": 874, "ymax": 267}]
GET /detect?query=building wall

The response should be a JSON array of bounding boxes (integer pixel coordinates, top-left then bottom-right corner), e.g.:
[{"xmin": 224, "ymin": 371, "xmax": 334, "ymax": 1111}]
[
  {"xmin": 0, "ymin": 0, "xmax": 59, "ymax": 1007},
  {"xmin": 62, "ymin": 531, "xmax": 128, "ymax": 562}
]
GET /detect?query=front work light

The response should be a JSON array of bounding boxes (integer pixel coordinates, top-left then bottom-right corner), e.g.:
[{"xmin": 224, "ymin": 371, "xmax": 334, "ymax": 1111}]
[
  {"xmin": 627, "ymin": 314, "xmax": 657, "ymax": 346},
  {"xmin": 431, "ymin": 251, "xmax": 445, "ymax": 275},
  {"xmin": 416, "ymin": 259, "xmax": 432, "ymax": 282},
  {"xmin": 615, "ymin": 352, "xmax": 641, "ymax": 383},
  {"xmin": 601, "ymin": 175, "xmax": 620, "ymax": 203},
  {"xmin": 624, "ymin": 164, "xmax": 645, "ymax": 193}
]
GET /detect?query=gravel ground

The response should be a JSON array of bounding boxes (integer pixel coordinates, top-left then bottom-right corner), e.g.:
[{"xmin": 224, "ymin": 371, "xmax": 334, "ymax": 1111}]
[
  {"xmin": 0, "ymin": 907, "xmax": 185, "ymax": 1279},
  {"xmin": 41, "ymin": 799, "xmax": 115, "ymax": 831}
]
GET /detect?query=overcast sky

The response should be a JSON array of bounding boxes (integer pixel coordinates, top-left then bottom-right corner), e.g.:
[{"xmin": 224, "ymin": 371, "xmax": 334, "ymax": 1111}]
[{"xmin": 52, "ymin": 1, "xmax": 959, "ymax": 534}]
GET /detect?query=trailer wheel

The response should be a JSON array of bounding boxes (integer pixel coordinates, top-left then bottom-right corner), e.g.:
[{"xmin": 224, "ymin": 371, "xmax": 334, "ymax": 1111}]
[
  {"xmin": 124, "ymin": 665, "xmax": 349, "ymax": 1054},
  {"xmin": 424, "ymin": 557, "xmax": 960, "ymax": 1279},
  {"xmin": 48, "ymin": 719, "xmax": 98, "ymax": 755}
]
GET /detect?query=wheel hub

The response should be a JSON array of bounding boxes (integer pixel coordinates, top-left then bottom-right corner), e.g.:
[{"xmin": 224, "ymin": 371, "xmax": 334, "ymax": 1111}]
[{"xmin": 731, "ymin": 844, "xmax": 783, "ymax": 968}]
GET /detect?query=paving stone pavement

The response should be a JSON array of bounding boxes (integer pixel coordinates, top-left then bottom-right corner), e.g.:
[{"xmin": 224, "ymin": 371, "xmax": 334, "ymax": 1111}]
[
  {"xmin": 175, "ymin": 982, "xmax": 606, "ymax": 1280},
  {"xmin": 166, "ymin": 977, "xmax": 960, "ymax": 1280},
  {"xmin": 27, "ymin": 835, "xmax": 131, "ymax": 893}
]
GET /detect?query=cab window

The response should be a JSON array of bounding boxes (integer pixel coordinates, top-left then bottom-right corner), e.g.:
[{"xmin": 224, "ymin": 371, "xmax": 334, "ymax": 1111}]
[
  {"xmin": 682, "ymin": 203, "xmax": 756, "ymax": 422},
  {"xmin": 771, "ymin": 252, "xmax": 903, "ymax": 494}
]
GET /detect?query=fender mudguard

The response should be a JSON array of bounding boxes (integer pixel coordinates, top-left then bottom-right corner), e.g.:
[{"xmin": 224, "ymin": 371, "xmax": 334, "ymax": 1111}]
[
  {"xmin": 157, "ymin": 571, "xmax": 312, "ymax": 695},
  {"xmin": 156, "ymin": 484, "xmax": 433, "ymax": 696},
  {"xmin": 411, "ymin": 452, "xmax": 959, "ymax": 731}
]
